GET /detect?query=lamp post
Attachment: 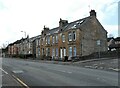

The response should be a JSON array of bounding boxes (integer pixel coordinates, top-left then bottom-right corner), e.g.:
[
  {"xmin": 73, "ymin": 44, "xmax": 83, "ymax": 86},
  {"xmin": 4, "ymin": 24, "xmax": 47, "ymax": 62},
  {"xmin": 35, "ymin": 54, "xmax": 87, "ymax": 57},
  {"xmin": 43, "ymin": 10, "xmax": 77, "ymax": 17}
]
[
  {"xmin": 6, "ymin": 41, "xmax": 9, "ymax": 47},
  {"xmin": 21, "ymin": 31, "xmax": 26, "ymax": 38}
]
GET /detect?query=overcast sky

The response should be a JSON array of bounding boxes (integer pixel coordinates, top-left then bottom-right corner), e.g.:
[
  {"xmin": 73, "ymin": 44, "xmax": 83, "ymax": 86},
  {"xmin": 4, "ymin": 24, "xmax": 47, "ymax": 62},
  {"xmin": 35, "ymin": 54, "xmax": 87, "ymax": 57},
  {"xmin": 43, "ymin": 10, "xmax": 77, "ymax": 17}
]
[{"xmin": 0, "ymin": 0, "xmax": 119, "ymax": 47}]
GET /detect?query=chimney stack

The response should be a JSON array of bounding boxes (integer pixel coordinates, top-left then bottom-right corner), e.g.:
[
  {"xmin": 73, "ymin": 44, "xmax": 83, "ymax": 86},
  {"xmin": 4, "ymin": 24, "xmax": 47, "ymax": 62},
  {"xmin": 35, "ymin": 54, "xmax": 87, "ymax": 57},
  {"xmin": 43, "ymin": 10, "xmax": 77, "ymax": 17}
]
[
  {"xmin": 90, "ymin": 10, "xmax": 96, "ymax": 17},
  {"xmin": 59, "ymin": 18, "xmax": 68, "ymax": 32}
]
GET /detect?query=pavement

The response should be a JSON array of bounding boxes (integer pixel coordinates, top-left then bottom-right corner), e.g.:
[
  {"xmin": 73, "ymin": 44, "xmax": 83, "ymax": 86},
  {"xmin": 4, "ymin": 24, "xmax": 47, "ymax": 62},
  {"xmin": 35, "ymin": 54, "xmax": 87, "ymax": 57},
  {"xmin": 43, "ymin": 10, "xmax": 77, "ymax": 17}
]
[
  {"xmin": 1, "ymin": 57, "xmax": 119, "ymax": 87},
  {"xmin": 22, "ymin": 57, "xmax": 119, "ymax": 72}
]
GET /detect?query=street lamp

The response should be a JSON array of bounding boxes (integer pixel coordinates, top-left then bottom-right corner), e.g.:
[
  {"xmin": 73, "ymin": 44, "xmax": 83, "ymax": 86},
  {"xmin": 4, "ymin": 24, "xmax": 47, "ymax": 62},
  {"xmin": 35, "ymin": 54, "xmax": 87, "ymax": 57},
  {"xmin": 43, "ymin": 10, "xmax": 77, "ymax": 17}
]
[
  {"xmin": 21, "ymin": 31, "xmax": 26, "ymax": 38},
  {"xmin": 6, "ymin": 41, "xmax": 9, "ymax": 47}
]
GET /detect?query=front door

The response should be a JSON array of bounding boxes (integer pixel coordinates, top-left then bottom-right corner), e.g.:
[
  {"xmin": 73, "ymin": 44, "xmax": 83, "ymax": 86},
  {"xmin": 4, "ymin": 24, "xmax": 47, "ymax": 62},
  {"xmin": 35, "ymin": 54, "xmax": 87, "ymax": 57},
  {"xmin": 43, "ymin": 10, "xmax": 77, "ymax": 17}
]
[
  {"xmin": 60, "ymin": 48, "xmax": 63, "ymax": 60},
  {"xmin": 63, "ymin": 48, "xmax": 66, "ymax": 56}
]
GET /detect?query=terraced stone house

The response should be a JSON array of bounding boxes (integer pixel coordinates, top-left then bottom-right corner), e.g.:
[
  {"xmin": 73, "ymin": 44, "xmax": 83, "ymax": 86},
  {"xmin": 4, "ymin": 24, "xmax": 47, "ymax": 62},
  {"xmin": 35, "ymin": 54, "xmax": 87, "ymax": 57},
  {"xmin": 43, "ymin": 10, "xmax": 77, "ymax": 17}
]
[{"xmin": 40, "ymin": 10, "xmax": 108, "ymax": 60}]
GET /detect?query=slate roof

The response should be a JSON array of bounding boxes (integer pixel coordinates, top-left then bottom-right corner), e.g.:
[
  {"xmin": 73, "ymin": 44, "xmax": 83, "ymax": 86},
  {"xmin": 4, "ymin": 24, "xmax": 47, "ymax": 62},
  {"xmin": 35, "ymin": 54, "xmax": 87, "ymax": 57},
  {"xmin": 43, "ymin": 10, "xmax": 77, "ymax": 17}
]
[
  {"xmin": 114, "ymin": 37, "xmax": 120, "ymax": 41},
  {"xmin": 107, "ymin": 37, "xmax": 114, "ymax": 42},
  {"xmin": 46, "ymin": 17, "xmax": 89, "ymax": 35},
  {"xmin": 107, "ymin": 37, "xmax": 120, "ymax": 42},
  {"xmin": 29, "ymin": 35, "xmax": 41, "ymax": 42}
]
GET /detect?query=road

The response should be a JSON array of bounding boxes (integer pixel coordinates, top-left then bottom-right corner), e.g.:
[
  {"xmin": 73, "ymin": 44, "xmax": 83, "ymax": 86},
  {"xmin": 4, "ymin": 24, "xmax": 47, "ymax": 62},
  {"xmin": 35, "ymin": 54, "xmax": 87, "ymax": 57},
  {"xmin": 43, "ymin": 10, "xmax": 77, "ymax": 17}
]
[{"xmin": 1, "ymin": 57, "xmax": 118, "ymax": 87}]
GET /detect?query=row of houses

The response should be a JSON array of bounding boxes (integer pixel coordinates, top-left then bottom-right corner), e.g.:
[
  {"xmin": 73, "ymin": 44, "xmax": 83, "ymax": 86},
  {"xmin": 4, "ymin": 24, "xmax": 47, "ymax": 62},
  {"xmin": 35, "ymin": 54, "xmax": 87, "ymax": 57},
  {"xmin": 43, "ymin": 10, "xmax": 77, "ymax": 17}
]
[
  {"xmin": 108, "ymin": 37, "xmax": 120, "ymax": 51},
  {"xmin": 6, "ymin": 10, "xmax": 109, "ymax": 60}
]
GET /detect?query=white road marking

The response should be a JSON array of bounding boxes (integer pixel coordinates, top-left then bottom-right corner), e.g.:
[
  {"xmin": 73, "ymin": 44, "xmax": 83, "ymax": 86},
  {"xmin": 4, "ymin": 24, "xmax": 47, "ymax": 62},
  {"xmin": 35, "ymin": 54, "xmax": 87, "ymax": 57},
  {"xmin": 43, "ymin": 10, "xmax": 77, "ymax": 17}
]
[
  {"xmin": 67, "ymin": 71, "xmax": 72, "ymax": 74},
  {"xmin": 12, "ymin": 75, "xmax": 29, "ymax": 88},
  {"xmin": 57, "ymin": 69, "xmax": 72, "ymax": 74},
  {"xmin": 112, "ymin": 68, "xmax": 120, "ymax": 72},
  {"xmin": 108, "ymin": 68, "xmax": 120, "ymax": 72},
  {"xmin": 12, "ymin": 70, "xmax": 24, "ymax": 74},
  {"xmin": 0, "ymin": 68, "xmax": 8, "ymax": 74},
  {"xmin": 85, "ymin": 66, "xmax": 92, "ymax": 68}
]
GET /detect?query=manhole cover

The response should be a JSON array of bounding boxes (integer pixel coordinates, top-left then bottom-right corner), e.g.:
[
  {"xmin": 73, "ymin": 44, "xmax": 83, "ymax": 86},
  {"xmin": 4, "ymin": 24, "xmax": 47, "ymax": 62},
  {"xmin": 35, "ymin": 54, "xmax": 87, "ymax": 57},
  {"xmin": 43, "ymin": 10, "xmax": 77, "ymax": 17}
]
[{"xmin": 12, "ymin": 70, "xmax": 24, "ymax": 74}]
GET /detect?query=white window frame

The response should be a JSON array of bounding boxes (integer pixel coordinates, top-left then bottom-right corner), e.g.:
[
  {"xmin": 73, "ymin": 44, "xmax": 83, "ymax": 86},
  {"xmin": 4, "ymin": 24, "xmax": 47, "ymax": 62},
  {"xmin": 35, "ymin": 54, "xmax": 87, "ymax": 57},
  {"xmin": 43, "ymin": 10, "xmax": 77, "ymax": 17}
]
[
  {"xmin": 56, "ymin": 48, "xmax": 58, "ymax": 56},
  {"xmin": 73, "ymin": 46, "xmax": 76, "ymax": 56},
  {"xmin": 62, "ymin": 34, "xmax": 65, "ymax": 42},
  {"xmin": 56, "ymin": 35, "xmax": 58, "ymax": 43},
  {"xmin": 69, "ymin": 47, "xmax": 72, "ymax": 57},
  {"xmin": 68, "ymin": 32, "xmax": 72, "ymax": 41},
  {"xmin": 63, "ymin": 48, "xmax": 66, "ymax": 56}
]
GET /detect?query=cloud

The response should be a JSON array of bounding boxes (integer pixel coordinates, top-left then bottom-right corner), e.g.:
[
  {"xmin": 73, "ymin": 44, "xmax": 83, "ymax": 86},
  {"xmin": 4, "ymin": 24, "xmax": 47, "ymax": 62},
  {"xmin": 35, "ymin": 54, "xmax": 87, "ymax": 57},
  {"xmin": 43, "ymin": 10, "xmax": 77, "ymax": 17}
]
[
  {"xmin": 104, "ymin": 25, "xmax": 118, "ymax": 37},
  {"xmin": 0, "ymin": 0, "xmax": 119, "ymax": 46}
]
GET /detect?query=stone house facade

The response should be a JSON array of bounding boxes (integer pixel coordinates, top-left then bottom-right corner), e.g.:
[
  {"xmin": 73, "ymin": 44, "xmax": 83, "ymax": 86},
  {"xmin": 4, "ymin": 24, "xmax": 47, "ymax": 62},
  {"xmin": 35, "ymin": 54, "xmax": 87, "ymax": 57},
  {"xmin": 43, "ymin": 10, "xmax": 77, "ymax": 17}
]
[
  {"xmin": 35, "ymin": 35, "xmax": 41, "ymax": 59},
  {"xmin": 39, "ymin": 10, "xmax": 108, "ymax": 60}
]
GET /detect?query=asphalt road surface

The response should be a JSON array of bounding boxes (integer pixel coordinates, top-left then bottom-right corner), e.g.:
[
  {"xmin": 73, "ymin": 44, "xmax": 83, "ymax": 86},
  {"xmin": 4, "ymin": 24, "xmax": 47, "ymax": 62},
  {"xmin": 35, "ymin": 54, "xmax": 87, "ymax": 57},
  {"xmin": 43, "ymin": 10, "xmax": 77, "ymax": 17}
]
[{"xmin": 1, "ymin": 57, "xmax": 118, "ymax": 87}]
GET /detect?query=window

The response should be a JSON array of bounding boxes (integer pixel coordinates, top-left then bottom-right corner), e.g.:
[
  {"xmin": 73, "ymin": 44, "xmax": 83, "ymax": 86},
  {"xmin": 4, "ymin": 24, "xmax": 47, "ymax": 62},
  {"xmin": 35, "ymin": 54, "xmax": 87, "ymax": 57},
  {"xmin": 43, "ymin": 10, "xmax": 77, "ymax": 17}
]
[
  {"xmin": 42, "ymin": 48, "xmax": 44, "ymax": 55},
  {"xmin": 43, "ymin": 38, "xmax": 45, "ymax": 45},
  {"xmin": 41, "ymin": 39, "xmax": 43, "ymax": 45},
  {"xmin": 48, "ymin": 48, "xmax": 50, "ymax": 56},
  {"xmin": 62, "ymin": 34, "xmax": 65, "ymax": 42},
  {"xmin": 46, "ymin": 37, "xmax": 47, "ymax": 44},
  {"xmin": 68, "ymin": 32, "xmax": 72, "ymax": 41},
  {"xmin": 38, "ymin": 39, "xmax": 40, "ymax": 46},
  {"xmin": 36, "ymin": 40, "xmax": 38, "ymax": 46},
  {"xmin": 48, "ymin": 36, "xmax": 50, "ymax": 44},
  {"xmin": 56, "ymin": 35, "xmax": 58, "ymax": 43},
  {"xmin": 52, "ymin": 48, "xmax": 55, "ymax": 57},
  {"xmin": 73, "ymin": 31, "xmax": 76, "ymax": 41},
  {"xmin": 38, "ymin": 48, "xmax": 40, "ymax": 55},
  {"xmin": 69, "ymin": 47, "xmax": 72, "ymax": 57},
  {"xmin": 56, "ymin": 48, "xmax": 58, "ymax": 56},
  {"xmin": 52, "ymin": 36, "xmax": 55, "ymax": 44},
  {"xmin": 73, "ymin": 46, "xmax": 76, "ymax": 56},
  {"xmin": 46, "ymin": 48, "xmax": 50, "ymax": 56}
]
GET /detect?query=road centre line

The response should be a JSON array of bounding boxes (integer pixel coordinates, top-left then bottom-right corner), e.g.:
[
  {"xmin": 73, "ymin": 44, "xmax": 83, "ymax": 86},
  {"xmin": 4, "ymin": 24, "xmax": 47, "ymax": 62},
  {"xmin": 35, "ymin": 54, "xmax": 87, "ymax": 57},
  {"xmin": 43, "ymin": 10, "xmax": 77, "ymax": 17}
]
[{"xmin": 0, "ymin": 68, "xmax": 8, "ymax": 74}]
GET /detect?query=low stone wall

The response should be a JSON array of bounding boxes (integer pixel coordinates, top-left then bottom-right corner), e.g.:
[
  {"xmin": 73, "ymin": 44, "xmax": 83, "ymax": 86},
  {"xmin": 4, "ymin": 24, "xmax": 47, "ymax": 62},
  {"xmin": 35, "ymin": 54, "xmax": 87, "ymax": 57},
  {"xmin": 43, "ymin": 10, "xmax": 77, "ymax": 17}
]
[{"xmin": 72, "ymin": 50, "xmax": 119, "ymax": 61}]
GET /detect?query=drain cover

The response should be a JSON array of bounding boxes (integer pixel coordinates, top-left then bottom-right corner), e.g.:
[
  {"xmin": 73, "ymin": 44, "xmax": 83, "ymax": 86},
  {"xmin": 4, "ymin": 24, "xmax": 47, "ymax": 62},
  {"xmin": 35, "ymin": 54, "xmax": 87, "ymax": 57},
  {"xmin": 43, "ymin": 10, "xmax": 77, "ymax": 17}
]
[{"xmin": 12, "ymin": 70, "xmax": 24, "ymax": 74}]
